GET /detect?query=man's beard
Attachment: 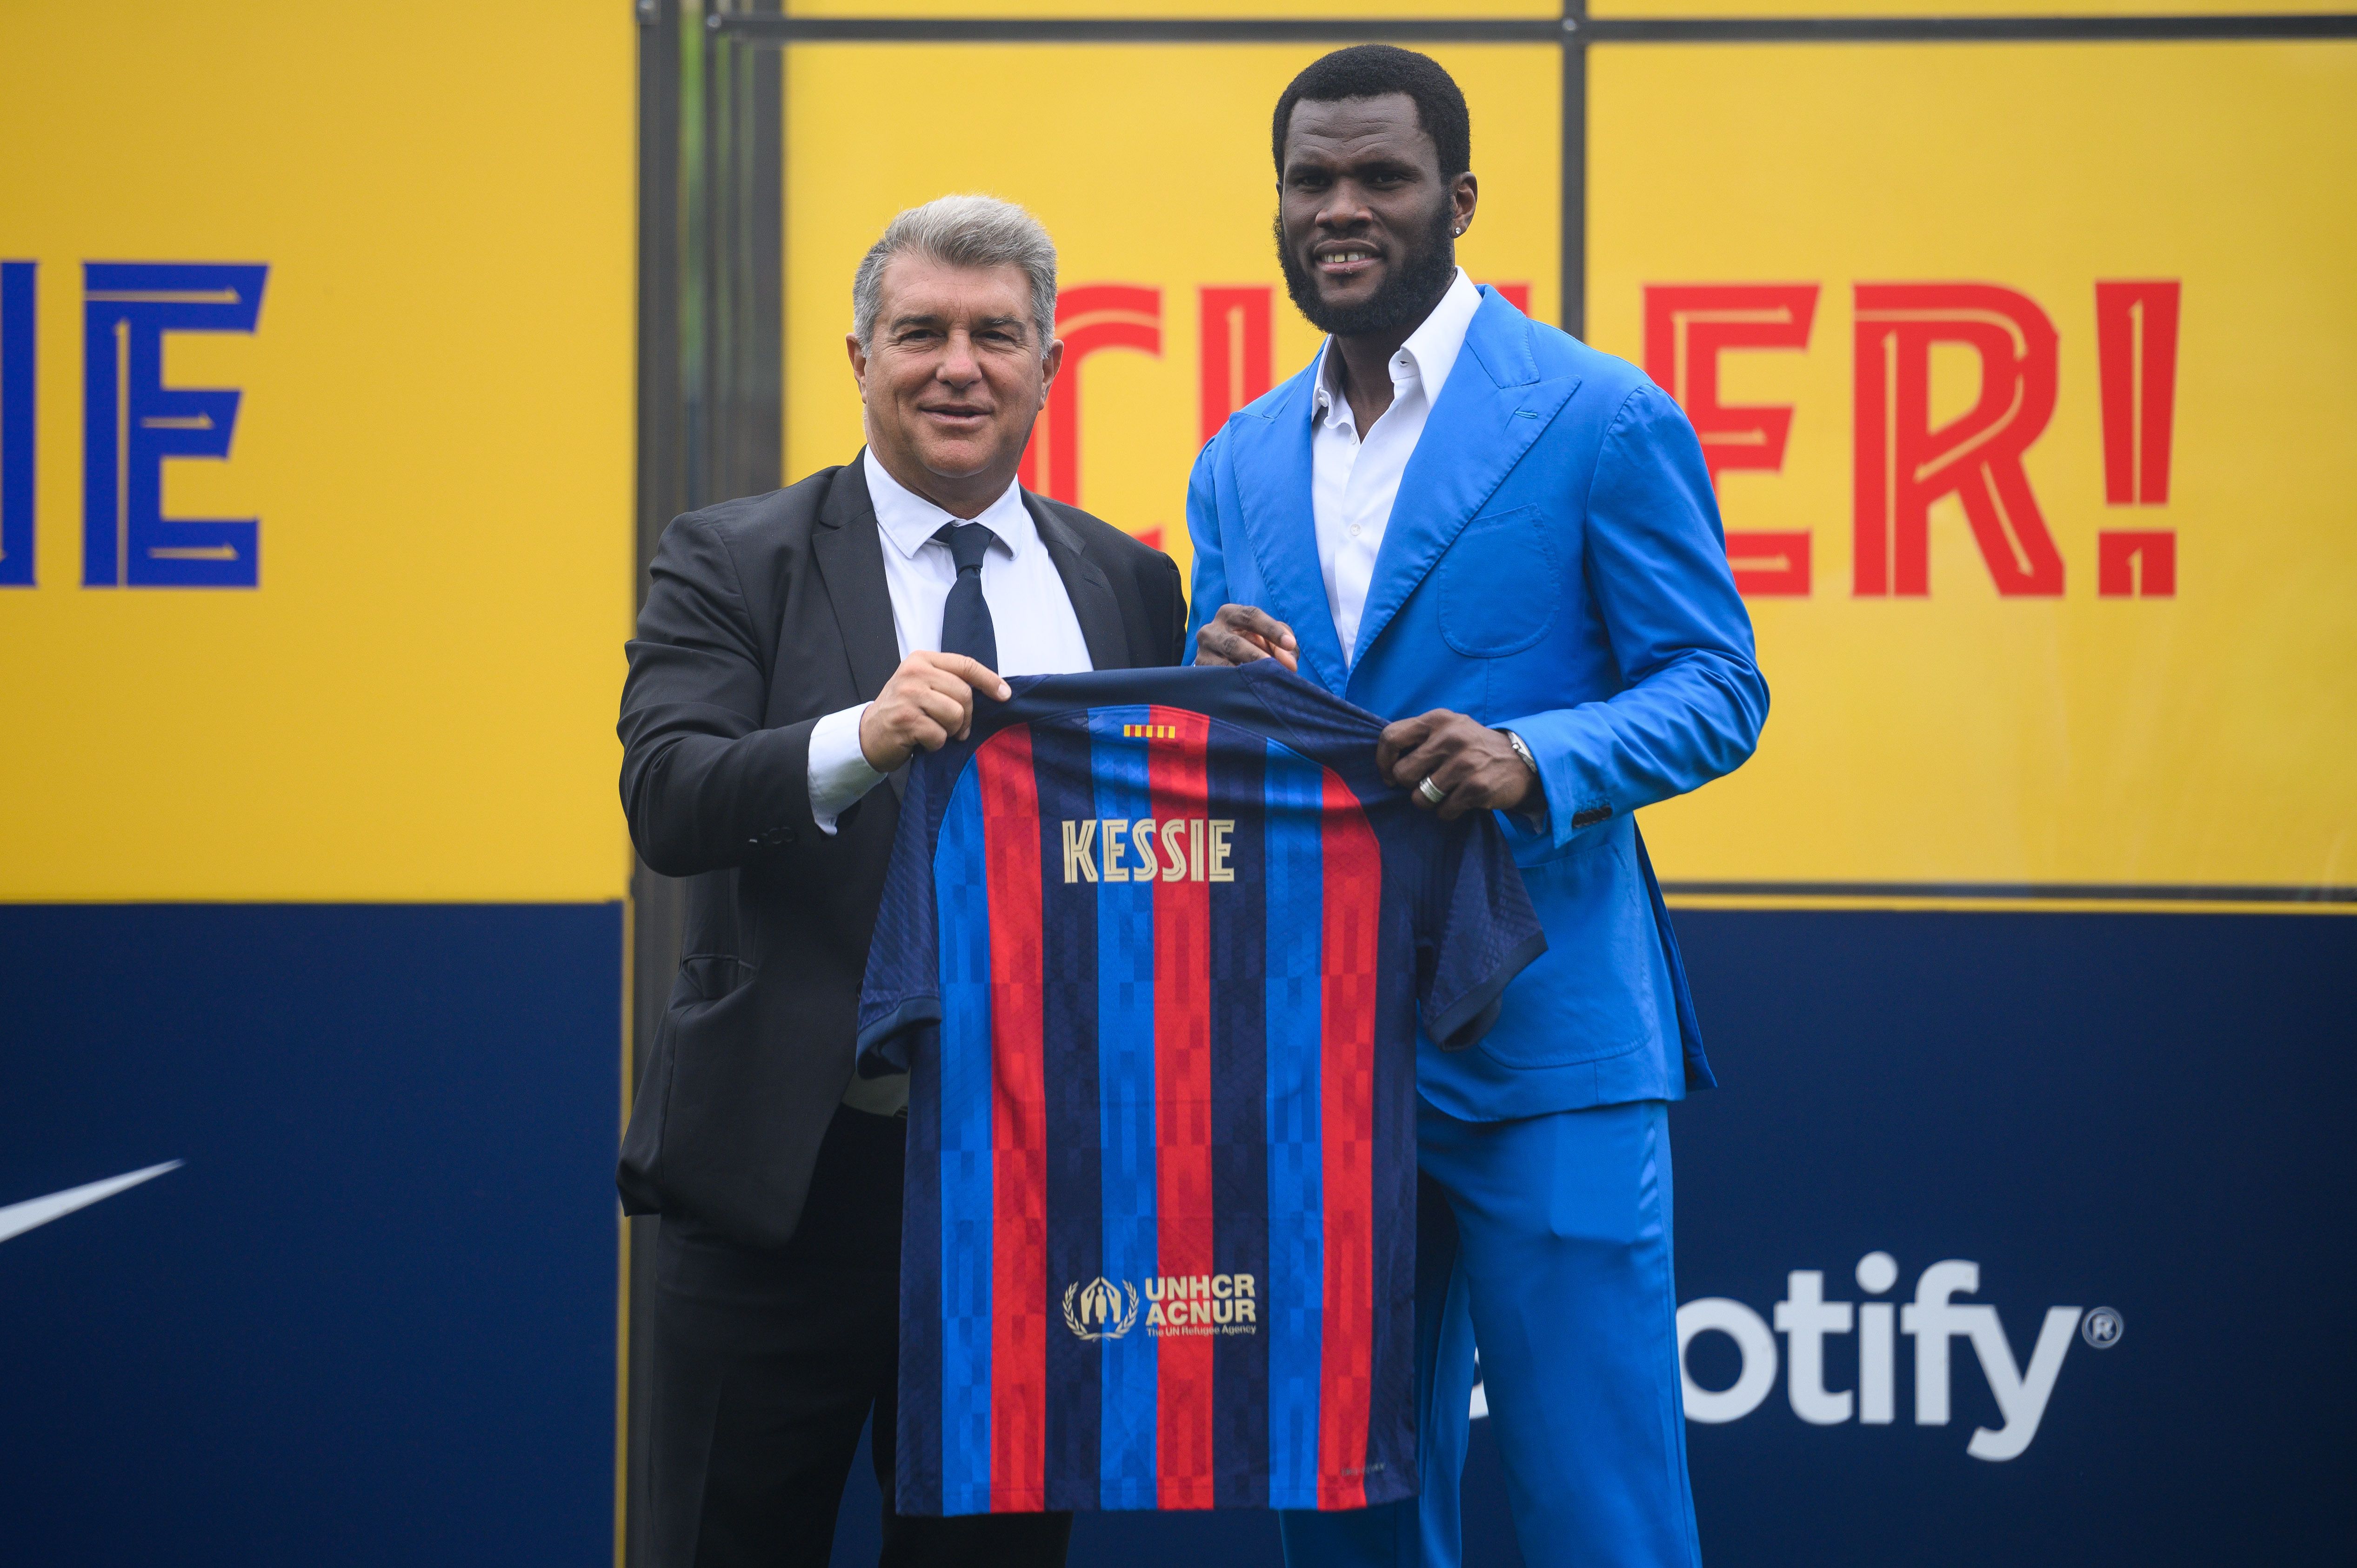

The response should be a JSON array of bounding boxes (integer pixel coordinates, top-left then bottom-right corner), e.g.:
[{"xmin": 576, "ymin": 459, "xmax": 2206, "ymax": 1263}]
[{"xmin": 1276, "ymin": 200, "xmax": 1457, "ymax": 339}]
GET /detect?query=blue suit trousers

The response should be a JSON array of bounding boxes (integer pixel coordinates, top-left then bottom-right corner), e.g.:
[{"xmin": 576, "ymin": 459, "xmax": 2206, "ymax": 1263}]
[{"xmin": 1278, "ymin": 1099, "xmax": 1701, "ymax": 1568}]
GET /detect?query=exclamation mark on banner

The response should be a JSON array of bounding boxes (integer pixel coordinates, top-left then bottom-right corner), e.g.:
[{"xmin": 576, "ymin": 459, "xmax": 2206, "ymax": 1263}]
[
  {"xmin": 2095, "ymin": 280, "xmax": 2180, "ymax": 597},
  {"xmin": 0, "ymin": 261, "xmax": 32, "ymax": 587}
]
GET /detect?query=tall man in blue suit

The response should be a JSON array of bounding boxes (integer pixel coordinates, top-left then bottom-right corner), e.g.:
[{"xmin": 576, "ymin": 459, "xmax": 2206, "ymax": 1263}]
[{"xmin": 1189, "ymin": 47, "xmax": 1767, "ymax": 1568}]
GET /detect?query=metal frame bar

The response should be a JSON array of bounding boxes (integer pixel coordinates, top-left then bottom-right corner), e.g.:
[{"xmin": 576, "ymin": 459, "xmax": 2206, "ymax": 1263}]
[
  {"xmin": 710, "ymin": 13, "xmax": 1566, "ymax": 41},
  {"xmin": 1562, "ymin": 0, "xmax": 1589, "ymax": 338},
  {"xmin": 1589, "ymin": 11, "xmax": 2357, "ymax": 37},
  {"xmin": 707, "ymin": 10, "xmax": 2356, "ymax": 43}
]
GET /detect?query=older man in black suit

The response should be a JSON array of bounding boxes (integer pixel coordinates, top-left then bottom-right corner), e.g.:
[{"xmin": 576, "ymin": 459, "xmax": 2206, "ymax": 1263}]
[{"xmin": 619, "ymin": 194, "xmax": 1185, "ymax": 1568}]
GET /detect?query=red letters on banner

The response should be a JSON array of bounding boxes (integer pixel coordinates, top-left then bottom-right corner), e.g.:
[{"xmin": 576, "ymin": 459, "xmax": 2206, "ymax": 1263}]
[
  {"xmin": 2098, "ymin": 530, "xmax": 2176, "ymax": 597},
  {"xmin": 2095, "ymin": 281, "xmax": 2181, "ymax": 507},
  {"xmin": 1029, "ymin": 274, "xmax": 2182, "ymax": 604},
  {"xmin": 1852, "ymin": 284, "xmax": 2064, "ymax": 598},
  {"xmin": 1644, "ymin": 284, "xmax": 1821, "ymax": 595},
  {"xmin": 1019, "ymin": 285, "xmax": 1162, "ymax": 508},
  {"xmin": 1198, "ymin": 287, "xmax": 1274, "ymax": 443},
  {"xmin": 2094, "ymin": 281, "xmax": 2179, "ymax": 601}
]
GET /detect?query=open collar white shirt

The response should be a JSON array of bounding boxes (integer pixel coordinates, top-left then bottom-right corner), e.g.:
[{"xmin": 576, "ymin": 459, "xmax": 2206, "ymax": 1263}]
[
  {"xmin": 804, "ymin": 447, "xmax": 1094, "ymax": 838},
  {"xmin": 1309, "ymin": 267, "xmax": 1484, "ymax": 666}
]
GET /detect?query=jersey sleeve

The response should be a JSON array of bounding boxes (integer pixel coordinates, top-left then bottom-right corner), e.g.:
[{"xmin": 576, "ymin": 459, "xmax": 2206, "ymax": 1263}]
[
  {"xmin": 855, "ymin": 758, "xmax": 943, "ymax": 1077},
  {"xmin": 1414, "ymin": 811, "xmax": 1550, "ymax": 1053}
]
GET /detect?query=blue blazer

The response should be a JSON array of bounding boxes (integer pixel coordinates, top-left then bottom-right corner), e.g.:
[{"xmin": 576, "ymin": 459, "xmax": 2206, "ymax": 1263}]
[{"xmin": 1185, "ymin": 288, "xmax": 1768, "ymax": 1119}]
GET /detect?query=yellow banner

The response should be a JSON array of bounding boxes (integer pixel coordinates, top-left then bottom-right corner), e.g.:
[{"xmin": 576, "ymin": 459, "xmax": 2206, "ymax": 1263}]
[
  {"xmin": 0, "ymin": 0, "xmax": 635, "ymax": 902},
  {"xmin": 1590, "ymin": 41, "xmax": 2357, "ymax": 892}
]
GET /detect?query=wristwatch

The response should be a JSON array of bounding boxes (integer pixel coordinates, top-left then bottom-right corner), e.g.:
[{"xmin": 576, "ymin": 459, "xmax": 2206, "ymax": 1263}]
[{"xmin": 1497, "ymin": 729, "xmax": 1544, "ymax": 825}]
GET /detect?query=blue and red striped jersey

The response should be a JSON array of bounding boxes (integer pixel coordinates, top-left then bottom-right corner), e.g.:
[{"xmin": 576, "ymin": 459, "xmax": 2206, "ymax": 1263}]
[{"xmin": 857, "ymin": 663, "xmax": 1546, "ymax": 1517}]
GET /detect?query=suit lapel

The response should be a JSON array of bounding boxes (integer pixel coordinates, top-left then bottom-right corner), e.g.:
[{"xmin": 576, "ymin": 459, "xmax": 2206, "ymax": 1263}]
[
  {"xmin": 1229, "ymin": 364, "xmax": 1350, "ymax": 693},
  {"xmin": 810, "ymin": 455, "xmax": 903, "ymax": 701},
  {"xmin": 809, "ymin": 458, "xmax": 912, "ymax": 798},
  {"xmin": 1347, "ymin": 293, "xmax": 1579, "ymax": 677},
  {"xmin": 1027, "ymin": 494, "xmax": 1131, "ymax": 670}
]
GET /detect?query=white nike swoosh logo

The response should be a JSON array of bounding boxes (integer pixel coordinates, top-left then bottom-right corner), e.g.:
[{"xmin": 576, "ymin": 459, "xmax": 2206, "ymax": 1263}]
[{"xmin": 0, "ymin": 1161, "xmax": 183, "ymax": 1245}]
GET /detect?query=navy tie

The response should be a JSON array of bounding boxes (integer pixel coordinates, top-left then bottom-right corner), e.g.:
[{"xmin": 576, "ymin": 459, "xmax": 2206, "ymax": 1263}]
[{"xmin": 934, "ymin": 522, "xmax": 998, "ymax": 669}]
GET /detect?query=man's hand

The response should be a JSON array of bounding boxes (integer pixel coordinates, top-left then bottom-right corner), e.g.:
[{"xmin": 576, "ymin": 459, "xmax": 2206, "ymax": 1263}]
[
  {"xmin": 858, "ymin": 651, "xmax": 1012, "ymax": 772},
  {"xmin": 1377, "ymin": 710, "xmax": 1537, "ymax": 821},
  {"xmin": 1195, "ymin": 603, "xmax": 1300, "ymax": 671}
]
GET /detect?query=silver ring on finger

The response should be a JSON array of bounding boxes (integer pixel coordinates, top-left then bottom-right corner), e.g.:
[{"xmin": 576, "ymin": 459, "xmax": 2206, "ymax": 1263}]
[{"xmin": 1416, "ymin": 775, "xmax": 1447, "ymax": 806}]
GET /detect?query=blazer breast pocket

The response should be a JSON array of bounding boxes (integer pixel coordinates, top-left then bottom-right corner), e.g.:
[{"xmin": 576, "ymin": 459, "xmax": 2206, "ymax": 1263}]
[{"xmin": 1438, "ymin": 505, "xmax": 1560, "ymax": 657}]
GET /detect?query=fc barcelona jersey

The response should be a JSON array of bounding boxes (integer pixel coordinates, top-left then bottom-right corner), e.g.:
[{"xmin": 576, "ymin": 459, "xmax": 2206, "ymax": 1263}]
[{"xmin": 856, "ymin": 663, "xmax": 1546, "ymax": 1517}]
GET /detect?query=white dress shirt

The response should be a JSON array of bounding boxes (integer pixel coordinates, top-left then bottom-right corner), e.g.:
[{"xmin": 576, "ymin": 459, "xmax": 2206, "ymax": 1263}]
[
  {"xmin": 814, "ymin": 449, "xmax": 1093, "ymax": 1116},
  {"xmin": 804, "ymin": 446, "xmax": 1095, "ymax": 836},
  {"xmin": 1310, "ymin": 267, "xmax": 1483, "ymax": 666}
]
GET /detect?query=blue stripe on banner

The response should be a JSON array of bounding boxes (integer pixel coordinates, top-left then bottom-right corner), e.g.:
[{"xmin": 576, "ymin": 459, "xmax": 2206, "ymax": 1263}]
[
  {"xmin": 935, "ymin": 761, "xmax": 996, "ymax": 1515},
  {"xmin": 1089, "ymin": 706, "xmax": 1159, "ymax": 1507},
  {"xmin": 1207, "ymin": 722, "xmax": 1272, "ymax": 1507},
  {"xmin": 1262, "ymin": 739, "xmax": 1327, "ymax": 1510},
  {"xmin": 1033, "ymin": 714, "xmax": 1104, "ymax": 1510}
]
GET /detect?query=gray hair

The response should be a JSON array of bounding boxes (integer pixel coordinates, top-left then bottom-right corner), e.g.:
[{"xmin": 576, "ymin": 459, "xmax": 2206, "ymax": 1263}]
[{"xmin": 851, "ymin": 194, "xmax": 1058, "ymax": 352}]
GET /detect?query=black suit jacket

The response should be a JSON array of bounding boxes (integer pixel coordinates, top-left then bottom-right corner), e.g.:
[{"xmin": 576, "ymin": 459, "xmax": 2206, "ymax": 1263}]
[{"xmin": 617, "ymin": 459, "xmax": 1187, "ymax": 1248}]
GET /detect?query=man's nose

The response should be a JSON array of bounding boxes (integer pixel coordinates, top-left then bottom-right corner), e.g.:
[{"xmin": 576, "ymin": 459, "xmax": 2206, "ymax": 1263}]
[
  {"xmin": 1317, "ymin": 191, "xmax": 1374, "ymax": 231},
  {"xmin": 935, "ymin": 330, "xmax": 981, "ymax": 384}
]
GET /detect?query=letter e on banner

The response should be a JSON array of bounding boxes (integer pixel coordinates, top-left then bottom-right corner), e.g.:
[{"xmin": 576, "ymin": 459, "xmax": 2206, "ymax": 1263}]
[
  {"xmin": 1644, "ymin": 284, "xmax": 1818, "ymax": 596},
  {"xmin": 82, "ymin": 262, "xmax": 269, "ymax": 589}
]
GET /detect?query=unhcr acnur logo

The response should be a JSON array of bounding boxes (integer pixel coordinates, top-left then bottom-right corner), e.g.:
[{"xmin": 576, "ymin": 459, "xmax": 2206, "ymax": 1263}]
[{"xmin": 1062, "ymin": 1277, "xmax": 1140, "ymax": 1341}]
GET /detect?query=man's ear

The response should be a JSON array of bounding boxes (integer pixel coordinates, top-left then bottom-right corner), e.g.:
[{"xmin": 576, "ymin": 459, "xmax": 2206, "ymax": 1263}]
[
  {"xmin": 846, "ymin": 331, "xmax": 869, "ymax": 390},
  {"xmin": 1038, "ymin": 336, "xmax": 1065, "ymax": 401}
]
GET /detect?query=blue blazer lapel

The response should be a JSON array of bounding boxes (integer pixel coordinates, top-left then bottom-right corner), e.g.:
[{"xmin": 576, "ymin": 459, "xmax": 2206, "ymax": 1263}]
[
  {"xmin": 1348, "ymin": 291, "xmax": 1580, "ymax": 674},
  {"xmin": 1228, "ymin": 362, "xmax": 1350, "ymax": 693}
]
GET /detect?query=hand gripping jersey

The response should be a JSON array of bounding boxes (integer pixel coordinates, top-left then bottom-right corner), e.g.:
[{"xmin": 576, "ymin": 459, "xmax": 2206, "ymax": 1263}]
[{"xmin": 856, "ymin": 663, "xmax": 1546, "ymax": 1516}]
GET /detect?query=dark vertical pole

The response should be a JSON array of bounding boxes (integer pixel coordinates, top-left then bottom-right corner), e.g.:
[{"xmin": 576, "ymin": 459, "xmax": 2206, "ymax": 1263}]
[
  {"xmin": 625, "ymin": 4, "xmax": 787, "ymax": 1562},
  {"xmin": 625, "ymin": 2, "xmax": 676, "ymax": 1559},
  {"xmin": 748, "ymin": 37, "xmax": 783, "ymax": 495},
  {"xmin": 635, "ymin": 0, "xmax": 682, "ymax": 596},
  {"xmin": 1560, "ymin": 0, "xmax": 1587, "ymax": 341},
  {"xmin": 625, "ymin": 0, "xmax": 681, "ymax": 1555},
  {"xmin": 704, "ymin": 3, "xmax": 785, "ymax": 510}
]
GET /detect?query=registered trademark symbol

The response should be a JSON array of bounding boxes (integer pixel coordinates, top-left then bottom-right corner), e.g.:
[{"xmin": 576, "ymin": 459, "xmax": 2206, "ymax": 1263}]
[{"xmin": 2082, "ymin": 1306, "xmax": 2123, "ymax": 1348}]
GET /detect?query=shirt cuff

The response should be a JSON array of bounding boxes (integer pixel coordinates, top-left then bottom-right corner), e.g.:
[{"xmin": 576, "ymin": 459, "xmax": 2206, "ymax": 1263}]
[{"xmin": 808, "ymin": 702, "xmax": 887, "ymax": 836}]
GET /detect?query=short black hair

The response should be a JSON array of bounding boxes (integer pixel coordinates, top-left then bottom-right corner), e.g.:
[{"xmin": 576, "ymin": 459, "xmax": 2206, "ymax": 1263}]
[{"xmin": 1271, "ymin": 45, "xmax": 1471, "ymax": 180}]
